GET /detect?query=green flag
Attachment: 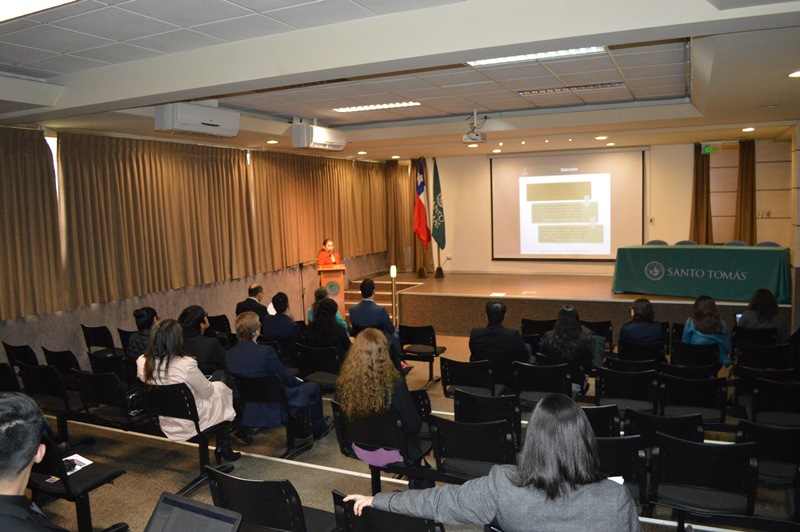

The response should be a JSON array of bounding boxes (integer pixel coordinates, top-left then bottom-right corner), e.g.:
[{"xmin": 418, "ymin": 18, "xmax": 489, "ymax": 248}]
[{"xmin": 432, "ymin": 158, "xmax": 446, "ymax": 249}]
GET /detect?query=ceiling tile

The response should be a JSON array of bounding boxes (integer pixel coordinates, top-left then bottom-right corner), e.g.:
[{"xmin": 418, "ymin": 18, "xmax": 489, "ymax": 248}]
[
  {"xmin": 192, "ymin": 14, "xmax": 292, "ymax": 41},
  {"xmin": 621, "ymin": 63, "xmax": 686, "ymax": 79},
  {"xmin": 314, "ymin": 82, "xmax": 387, "ymax": 98},
  {"xmin": 52, "ymin": 7, "xmax": 179, "ymax": 40},
  {"xmin": 391, "ymin": 86, "xmax": 453, "ymax": 100},
  {"xmin": 610, "ymin": 40, "xmax": 686, "ymax": 55},
  {"xmin": 420, "ymin": 69, "xmax": 490, "ymax": 87},
  {"xmin": 229, "ymin": 0, "xmax": 322, "ymax": 12},
  {"xmin": 0, "ymin": 64, "xmax": 60, "ymax": 80},
  {"xmin": 473, "ymin": 62, "xmax": 551, "ymax": 81},
  {"xmin": 444, "ymin": 81, "xmax": 503, "ymax": 95},
  {"xmin": 72, "ymin": 42, "xmax": 163, "ymax": 62},
  {"xmin": 365, "ymin": 76, "xmax": 435, "ymax": 91},
  {"xmin": 502, "ymin": 76, "xmax": 562, "ymax": 91},
  {"xmin": 522, "ymin": 92, "xmax": 583, "ymax": 107},
  {"xmin": 121, "ymin": 0, "xmax": 253, "ymax": 27},
  {"xmin": 27, "ymin": 1, "xmax": 107, "ymax": 23},
  {"xmin": 626, "ymin": 74, "xmax": 686, "ymax": 88},
  {"xmin": 575, "ymin": 87, "xmax": 632, "ymax": 103},
  {"xmin": 630, "ymin": 85, "xmax": 688, "ymax": 99},
  {"xmin": 352, "ymin": 0, "xmax": 465, "ymax": 15},
  {"xmin": 127, "ymin": 29, "xmax": 225, "ymax": 53},
  {"xmin": 24, "ymin": 54, "xmax": 109, "ymax": 74},
  {"xmin": 484, "ymin": 99, "xmax": 531, "ymax": 112},
  {"xmin": 0, "ymin": 25, "xmax": 114, "ymax": 53},
  {"xmin": 541, "ymin": 54, "xmax": 616, "ymax": 75},
  {"xmin": 264, "ymin": 0, "xmax": 374, "ymax": 29},
  {"xmin": 0, "ymin": 18, "xmax": 39, "ymax": 36},
  {"xmin": 612, "ymin": 48, "xmax": 686, "ymax": 68},
  {"xmin": 557, "ymin": 70, "xmax": 623, "ymax": 85},
  {"xmin": 0, "ymin": 42, "xmax": 56, "ymax": 64}
]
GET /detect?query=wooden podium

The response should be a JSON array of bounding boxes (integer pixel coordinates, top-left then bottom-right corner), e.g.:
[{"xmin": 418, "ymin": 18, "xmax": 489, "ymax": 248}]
[{"xmin": 318, "ymin": 264, "xmax": 346, "ymax": 312}]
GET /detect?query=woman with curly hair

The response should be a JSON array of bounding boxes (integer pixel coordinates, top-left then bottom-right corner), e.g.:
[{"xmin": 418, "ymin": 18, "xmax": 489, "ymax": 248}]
[{"xmin": 336, "ymin": 328, "xmax": 422, "ymax": 466}]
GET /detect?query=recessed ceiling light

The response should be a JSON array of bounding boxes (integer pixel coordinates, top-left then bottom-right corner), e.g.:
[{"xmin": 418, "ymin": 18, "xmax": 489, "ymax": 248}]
[
  {"xmin": 468, "ymin": 46, "xmax": 604, "ymax": 67},
  {"xmin": 266, "ymin": 140, "xmax": 278, "ymax": 144},
  {"xmin": 499, "ymin": 142, "xmax": 503, "ymax": 147},
  {"xmin": 606, "ymin": 142, "xmax": 615, "ymax": 146},
  {"xmin": 544, "ymin": 140, "xmax": 549, "ymax": 143},
  {"xmin": 742, "ymin": 127, "xmax": 755, "ymax": 132},
  {"xmin": 789, "ymin": 71, "xmax": 800, "ymax": 78},
  {"xmin": 467, "ymin": 143, "xmax": 478, "ymax": 148},
  {"xmin": 391, "ymin": 155, "xmax": 400, "ymax": 159},
  {"xmin": 518, "ymin": 82, "xmax": 624, "ymax": 96},
  {"xmin": 0, "ymin": 1, "xmax": 73, "ymax": 23},
  {"xmin": 569, "ymin": 138, "xmax": 573, "ymax": 142},
  {"xmin": 357, "ymin": 151, "xmax": 367, "ymax": 155},
  {"xmin": 492, "ymin": 149, "xmax": 502, "ymax": 153},
  {"xmin": 521, "ymin": 141, "xmax": 526, "ymax": 145},
  {"xmin": 333, "ymin": 101, "xmax": 420, "ymax": 113},
  {"xmin": 595, "ymin": 136, "xmax": 608, "ymax": 140}
]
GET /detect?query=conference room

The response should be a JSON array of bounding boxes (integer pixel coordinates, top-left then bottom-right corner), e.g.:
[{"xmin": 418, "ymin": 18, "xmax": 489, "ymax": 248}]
[{"xmin": 1, "ymin": 1, "xmax": 800, "ymax": 530}]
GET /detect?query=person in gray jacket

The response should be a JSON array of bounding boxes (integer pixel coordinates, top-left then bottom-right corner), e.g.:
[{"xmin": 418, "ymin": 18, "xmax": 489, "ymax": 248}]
[{"xmin": 345, "ymin": 394, "xmax": 642, "ymax": 532}]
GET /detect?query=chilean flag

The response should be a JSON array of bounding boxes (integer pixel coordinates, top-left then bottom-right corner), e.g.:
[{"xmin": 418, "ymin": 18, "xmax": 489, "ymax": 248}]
[{"xmin": 413, "ymin": 159, "xmax": 431, "ymax": 249}]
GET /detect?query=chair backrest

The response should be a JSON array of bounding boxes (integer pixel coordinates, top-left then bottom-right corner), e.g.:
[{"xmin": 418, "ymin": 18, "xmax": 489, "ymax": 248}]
[
  {"xmin": 520, "ymin": 318, "xmax": 556, "ymax": 337},
  {"xmin": 74, "ymin": 369, "xmax": 127, "ymax": 410},
  {"xmin": 724, "ymin": 240, "xmax": 747, "ymax": 246},
  {"xmin": 332, "ymin": 401, "xmax": 417, "ymax": 467},
  {"xmin": 454, "ymin": 389, "xmax": 522, "ymax": 447},
  {"xmin": 645, "ymin": 239, "xmax": 668, "ymax": 245},
  {"xmin": 580, "ymin": 320, "xmax": 613, "ymax": 351},
  {"xmin": 16, "ymin": 362, "xmax": 68, "ymax": 404},
  {"xmin": 658, "ymin": 374, "xmax": 727, "ymax": 421},
  {"xmin": 594, "ymin": 367, "xmax": 657, "ymax": 405},
  {"xmin": 595, "ymin": 435, "xmax": 647, "ymax": 504},
  {"xmin": 603, "ymin": 357, "xmax": 656, "ymax": 372},
  {"xmin": 670, "ymin": 341, "xmax": 719, "ymax": 367},
  {"xmin": 755, "ymin": 241, "xmax": 781, "ymax": 247},
  {"xmin": 0, "ymin": 362, "xmax": 20, "ymax": 392},
  {"xmin": 674, "ymin": 240, "xmax": 698, "ymax": 245},
  {"xmin": 521, "ymin": 333, "xmax": 541, "ymax": 356},
  {"xmin": 738, "ymin": 343, "xmax": 790, "ymax": 369},
  {"xmin": 468, "ymin": 350, "xmax": 515, "ymax": 387},
  {"xmin": 656, "ymin": 362, "xmax": 716, "ymax": 379},
  {"xmin": 617, "ymin": 341, "xmax": 664, "ymax": 362},
  {"xmin": 440, "ymin": 357, "xmax": 494, "ymax": 397},
  {"xmin": 2, "ymin": 342, "xmax": 39, "ymax": 367},
  {"xmin": 429, "ymin": 415, "xmax": 516, "ymax": 478},
  {"xmin": 42, "ymin": 348, "xmax": 81, "ymax": 375},
  {"xmin": 88, "ymin": 352, "xmax": 132, "ymax": 386},
  {"xmin": 145, "ymin": 383, "xmax": 201, "ymax": 436},
  {"xmin": 332, "ymin": 490, "xmax": 440, "ymax": 532},
  {"xmin": 580, "ymin": 405, "xmax": 621, "ymax": 437},
  {"xmin": 81, "ymin": 324, "xmax": 116, "ymax": 351},
  {"xmin": 623, "ymin": 409, "xmax": 703, "ymax": 449},
  {"xmin": 733, "ymin": 366, "xmax": 794, "ymax": 404},
  {"xmin": 117, "ymin": 329, "xmax": 136, "ymax": 353},
  {"xmin": 752, "ymin": 378, "xmax": 800, "ymax": 424},
  {"xmin": 206, "ymin": 466, "xmax": 309, "ymax": 532},
  {"xmin": 398, "ymin": 324, "xmax": 437, "ymax": 348},
  {"xmin": 236, "ymin": 374, "xmax": 290, "ymax": 410},
  {"xmin": 296, "ymin": 343, "xmax": 342, "ymax": 376},
  {"xmin": 736, "ymin": 420, "xmax": 800, "ymax": 467},
  {"xmin": 207, "ymin": 315, "xmax": 232, "ymax": 334},
  {"xmin": 669, "ymin": 322, "xmax": 685, "ymax": 346},
  {"xmin": 732, "ymin": 326, "xmax": 778, "ymax": 351},
  {"xmin": 513, "ymin": 361, "xmax": 571, "ymax": 396},
  {"xmin": 651, "ymin": 432, "xmax": 757, "ymax": 515}
]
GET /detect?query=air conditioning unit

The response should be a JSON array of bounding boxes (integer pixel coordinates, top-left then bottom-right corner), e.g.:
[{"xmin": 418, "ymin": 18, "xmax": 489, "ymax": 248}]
[
  {"xmin": 292, "ymin": 123, "xmax": 346, "ymax": 151},
  {"xmin": 154, "ymin": 102, "xmax": 240, "ymax": 137}
]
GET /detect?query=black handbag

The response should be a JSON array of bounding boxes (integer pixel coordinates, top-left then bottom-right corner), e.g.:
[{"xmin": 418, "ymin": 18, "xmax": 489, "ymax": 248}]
[{"xmin": 123, "ymin": 386, "xmax": 146, "ymax": 418}]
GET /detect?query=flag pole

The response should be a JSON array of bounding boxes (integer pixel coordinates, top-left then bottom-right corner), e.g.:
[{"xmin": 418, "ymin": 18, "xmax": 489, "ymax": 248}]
[{"xmin": 435, "ymin": 246, "xmax": 444, "ymax": 278}]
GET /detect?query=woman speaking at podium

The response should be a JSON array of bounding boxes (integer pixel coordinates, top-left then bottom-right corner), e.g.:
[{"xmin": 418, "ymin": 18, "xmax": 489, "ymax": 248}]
[{"xmin": 317, "ymin": 238, "xmax": 341, "ymax": 265}]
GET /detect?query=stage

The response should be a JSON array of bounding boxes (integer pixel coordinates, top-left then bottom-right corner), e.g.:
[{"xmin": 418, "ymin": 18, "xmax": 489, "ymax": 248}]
[{"xmin": 387, "ymin": 272, "xmax": 792, "ymax": 338}]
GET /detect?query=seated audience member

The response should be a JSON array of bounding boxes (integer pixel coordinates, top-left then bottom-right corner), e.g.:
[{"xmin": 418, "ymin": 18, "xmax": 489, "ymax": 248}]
[
  {"xmin": 618, "ymin": 298, "xmax": 664, "ymax": 345},
  {"xmin": 226, "ymin": 312, "xmax": 332, "ymax": 438},
  {"xmin": 125, "ymin": 306, "xmax": 158, "ymax": 362},
  {"xmin": 682, "ymin": 295, "xmax": 731, "ymax": 369},
  {"xmin": 178, "ymin": 305, "xmax": 227, "ymax": 375},
  {"xmin": 345, "ymin": 394, "xmax": 642, "ymax": 531},
  {"xmin": 469, "ymin": 300, "xmax": 531, "ymax": 363},
  {"xmin": 235, "ymin": 284, "xmax": 269, "ymax": 323},
  {"xmin": 336, "ymin": 329, "xmax": 423, "ymax": 468},
  {"xmin": 540, "ymin": 306, "xmax": 599, "ymax": 396},
  {"xmin": 138, "ymin": 320, "xmax": 240, "ymax": 462},
  {"xmin": 348, "ymin": 278, "xmax": 404, "ymax": 368},
  {"xmin": 305, "ymin": 299, "xmax": 352, "ymax": 356},
  {"xmin": 738, "ymin": 288, "xmax": 788, "ymax": 343},
  {"xmin": 0, "ymin": 392, "xmax": 71, "ymax": 531},
  {"xmin": 307, "ymin": 287, "xmax": 350, "ymax": 333},
  {"xmin": 261, "ymin": 292, "xmax": 303, "ymax": 344}
]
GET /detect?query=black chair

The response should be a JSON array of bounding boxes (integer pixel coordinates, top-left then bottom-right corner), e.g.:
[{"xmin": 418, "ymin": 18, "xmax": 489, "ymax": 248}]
[
  {"xmin": 595, "ymin": 435, "xmax": 647, "ymax": 506},
  {"xmin": 658, "ymin": 374, "xmax": 727, "ymax": 426},
  {"xmin": 332, "ymin": 401, "xmax": 434, "ymax": 495},
  {"xmin": 649, "ymin": 432, "xmax": 757, "ymax": 532},
  {"xmin": 296, "ymin": 343, "xmax": 342, "ymax": 393},
  {"xmin": 17, "ymin": 361, "xmax": 87, "ymax": 443},
  {"xmin": 88, "ymin": 351, "xmax": 134, "ymax": 387},
  {"xmin": 724, "ymin": 240, "xmax": 747, "ymax": 246},
  {"xmin": 28, "ymin": 434, "xmax": 125, "ymax": 532},
  {"xmin": 674, "ymin": 240, "xmax": 698, "ymax": 245},
  {"xmin": 454, "ymin": 389, "xmax": 523, "ymax": 449},
  {"xmin": 81, "ymin": 324, "xmax": 123, "ymax": 357},
  {"xmin": 732, "ymin": 366, "xmax": 794, "ymax": 417},
  {"xmin": 258, "ymin": 338, "xmax": 299, "ymax": 372},
  {"xmin": 206, "ymin": 466, "xmax": 337, "ymax": 532},
  {"xmin": 440, "ymin": 357, "xmax": 498, "ymax": 397},
  {"xmin": 399, "ymin": 324, "xmax": 446, "ymax": 388},
  {"xmin": 0, "ymin": 362, "xmax": 20, "ymax": 391},
  {"xmin": 670, "ymin": 341, "xmax": 719, "ymax": 368},
  {"xmin": 116, "ymin": 328, "xmax": 136, "ymax": 355},
  {"xmin": 672, "ymin": 513, "xmax": 800, "ymax": 531},
  {"xmin": 623, "ymin": 409, "xmax": 704, "ymax": 453},
  {"xmin": 207, "ymin": 314, "xmax": 237, "ymax": 348},
  {"xmin": 235, "ymin": 374, "xmax": 314, "ymax": 458},
  {"xmin": 737, "ymin": 420, "xmax": 800, "ymax": 487},
  {"xmin": 428, "ymin": 414, "xmax": 516, "ymax": 483},
  {"xmin": 594, "ymin": 367, "xmax": 657, "ymax": 415},
  {"xmin": 617, "ymin": 341, "xmax": 664, "ymax": 363},
  {"xmin": 469, "ymin": 349, "xmax": 517, "ymax": 389},
  {"xmin": 738, "ymin": 342, "xmax": 791, "ymax": 369},
  {"xmin": 580, "ymin": 404, "xmax": 621, "ymax": 437},
  {"xmin": 731, "ymin": 325, "xmax": 778, "ymax": 353},
  {"xmin": 512, "ymin": 361, "xmax": 571, "ymax": 409},
  {"xmin": 602, "ymin": 357, "xmax": 656, "ymax": 373},
  {"xmin": 43, "ymin": 347, "xmax": 82, "ymax": 391},
  {"xmin": 656, "ymin": 362, "xmax": 716, "ymax": 379},
  {"xmin": 332, "ymin": 490, "xmax": 442, "ymax": 532},
  {"xmin": 752, "ymin": 378, "xmax": 800, "ymax": 426},
  {"xmin": 520, "ymin": 318, "xmax": 556, "ymax": 337},
  {"xmin": 755, "ymin": 241, "xmax": 782, "ymax": 247},
  {"xmin": 521, "ymin": 334, "xmax": 541, "ymax": 358},
  {"xmin": 144, "ymin": 383, "xmax": 234, "ymax": 496},
  {"xmin": 2, "ymin": 341, "xmax": 39, "ymax": 367},
  {"xmin": 73, "ymin": 370, "xmax": 150, "ymax": 431},
  {"xmin": 669, "ymin": 322, "xmax": 685, "ymax": 354},
  {"xmin": 645, "ymin": 239, "xmax": 668, "ymax": 245},
  {"xmin": 580, "ymin": 319, "xmax": 613, "ymax": 352}
]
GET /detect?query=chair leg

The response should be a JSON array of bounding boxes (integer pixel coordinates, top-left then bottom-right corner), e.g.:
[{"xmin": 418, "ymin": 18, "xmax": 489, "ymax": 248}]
[
  {"xmin": 74, "ymin": 494, "xmax": 93, "ymax": 532},
  {"xmin": 281, "ymin": 421, "xmax": 313, "ymax": 459},
  {"xmin": 370, "ymin": 467, "xmax": 382, "ymax": 495},
  {"xmin": 176, "ymin": 437, "xmax": 234, "ymax": 497}
]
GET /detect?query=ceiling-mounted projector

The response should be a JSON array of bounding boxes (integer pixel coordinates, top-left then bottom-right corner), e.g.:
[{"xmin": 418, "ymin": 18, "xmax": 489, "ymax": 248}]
[{"xmin": 463, "ymin": 131, "xmax": 486, "ymax": 143}]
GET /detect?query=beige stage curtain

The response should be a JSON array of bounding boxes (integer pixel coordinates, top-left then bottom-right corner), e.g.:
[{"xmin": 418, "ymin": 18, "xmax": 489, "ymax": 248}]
[
  {"xmin": 734, "ymin": 139, "xmax": 756, "ymax": 244},
  {"xmin": 385, "ymin": 161, "xmax": 416, "ymax": 272},
  {"xmin": 0, "ymin": 128, "xmax": 62, "ymax": 320},
  {"xmin": 58, "ymin": 133, "xmax": 249, "ymax": 308},
  {"xmin": 248, "ymin": 151, "xmax": 387, "ymax": 271},
  {"xmin": 412, "ymin": 158, "xmax": 434, "ymax": 275},
  {"xmin": 689, "ymin": 143, "xmax": 714, "ymax": 244}
]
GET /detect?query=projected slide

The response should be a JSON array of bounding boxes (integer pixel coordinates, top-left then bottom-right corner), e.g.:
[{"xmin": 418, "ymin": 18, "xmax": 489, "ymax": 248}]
[{"xmin": 519, "ymin": 174, "xmax": 611, "ymax": 255}]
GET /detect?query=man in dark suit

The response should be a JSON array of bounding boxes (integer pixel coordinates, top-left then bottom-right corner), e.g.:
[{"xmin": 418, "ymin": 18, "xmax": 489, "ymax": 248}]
[
  {"xmin": 348, "ymin": 278, "xmax": 395, "ymax": 337},
  {"xmin": 235, "ymin": 284, "xmax": 269, "ymax": 323},
  {"xmin": 469, "ymin": 300, "xmax": 531, "ymax": 363},
  {"xmin": 260, "ymin": 292, "xmax": 303, "ymax": 343},
  {"xmin": 226, "ymin": 312, "xmax": 332, "ymax": 438}
]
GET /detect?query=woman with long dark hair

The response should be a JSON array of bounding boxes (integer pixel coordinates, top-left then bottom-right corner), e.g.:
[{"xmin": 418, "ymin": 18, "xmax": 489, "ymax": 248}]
[
  {"xmin": 307, "ymin": 286, "xmax": 350, "ymax": 332},
  {"xmin": 137, "ymin": 319, "xmax": 240, "ymax": 462},
  {"xmin": 682, "ymin": 295, "xmax": 731, "ymax": 368},
  {"xmin": 539, "ymin": 306, "xmax": 598, "ymax": 395},
  {"xmin": 305, "ymin": 298, "xmax": 352, "ymax": 356},
  {"xmin": 344, "ymin": 394, "xmax": 641, "ymax": 531},
  {"xmin": 738, "ymin": 288, "xmax": 788, "ymax": 343}
]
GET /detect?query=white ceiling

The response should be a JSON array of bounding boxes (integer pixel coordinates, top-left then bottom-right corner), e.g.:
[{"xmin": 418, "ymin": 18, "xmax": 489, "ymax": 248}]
[{"xmin": 0, "ymin": 0, "xmax": 798, "ymax": 160}]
